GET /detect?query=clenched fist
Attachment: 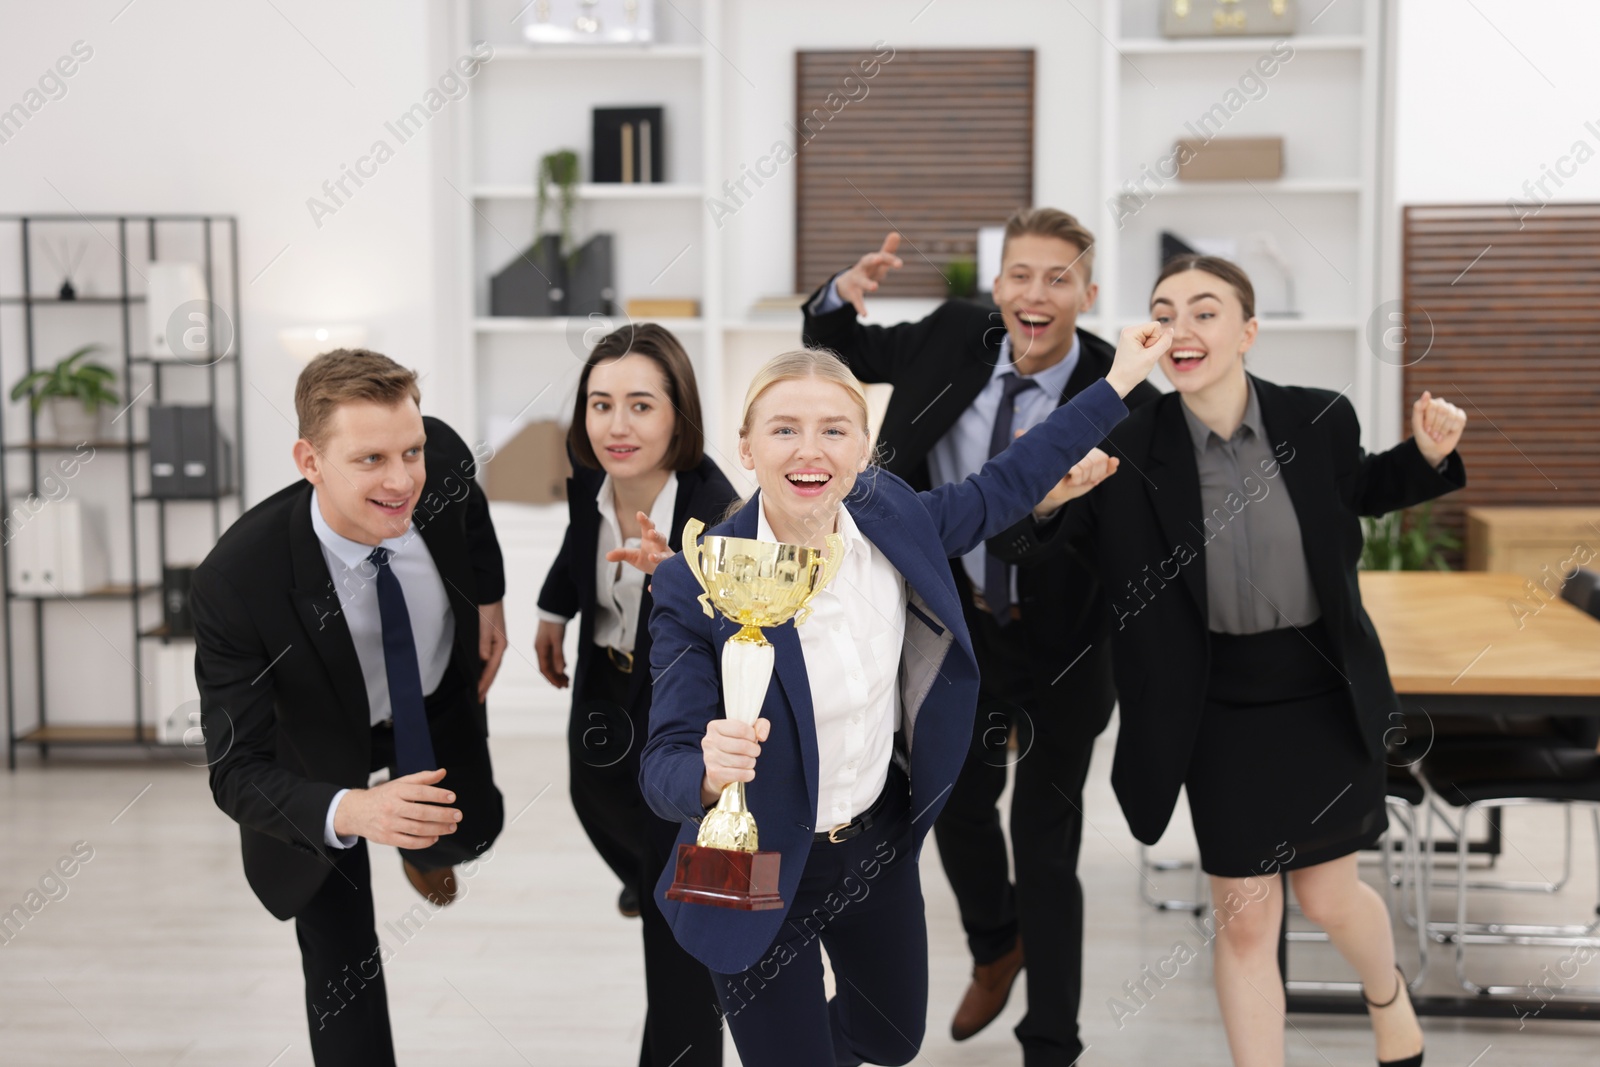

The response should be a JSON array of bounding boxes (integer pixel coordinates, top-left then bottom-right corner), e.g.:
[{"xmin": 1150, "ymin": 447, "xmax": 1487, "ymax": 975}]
[
  {"xmin": 1107, "ymin": 322, "xmax": 1172, "ymax": 398},
  {"xmin": 1411, "ymin": 391, "xmax": 1466, "ymax": 467}
]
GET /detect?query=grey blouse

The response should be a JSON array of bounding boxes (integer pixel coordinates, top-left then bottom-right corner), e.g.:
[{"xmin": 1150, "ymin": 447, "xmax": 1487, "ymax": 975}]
[{"xmin": 1180, "ymin": 381, "xmax": 1321, "ymax": 635}]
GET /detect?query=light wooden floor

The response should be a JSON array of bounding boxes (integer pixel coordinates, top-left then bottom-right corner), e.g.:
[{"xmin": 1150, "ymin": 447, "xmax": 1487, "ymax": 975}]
[{"xmin": 3, "ymin": 725, "xmax": 1599, "ymax": 1066}]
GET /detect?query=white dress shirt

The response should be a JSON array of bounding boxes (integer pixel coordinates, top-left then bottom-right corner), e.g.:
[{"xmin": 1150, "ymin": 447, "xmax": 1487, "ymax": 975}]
[
  {"xmin": 757, "ymin": 497, "xmax": 906, "ymax": 830},
  {"xmin": 538, "ymin": 472, "xmax": 679, "ymax": 657},
  {"xmin": 313, "ymin": 489, "xmax": 455, "ymax": 848}
]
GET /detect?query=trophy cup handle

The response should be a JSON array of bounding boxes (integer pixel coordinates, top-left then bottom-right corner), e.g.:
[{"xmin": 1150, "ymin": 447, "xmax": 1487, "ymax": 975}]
[
  {"xmin": 681, "ymin": 518, "xmax": 715, "ymax": 618},
  {"xmin": 793, "ymin": 531, "xmax": 847, "ymax": 627}
]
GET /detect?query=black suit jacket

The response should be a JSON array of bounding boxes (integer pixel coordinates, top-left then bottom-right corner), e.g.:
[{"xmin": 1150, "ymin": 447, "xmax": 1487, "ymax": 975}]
[
  {"xmin": 191, "ymin": 416, "xmax": 506, "ymax": 920},
  {"xmin": 802, "ymin": 285, "xmax": 1162, "ymax": 650},
  {"xmin": 995, "ymin": 377, "xmax": 1467, "ymax": 844},
  {"xmin": 537, "ymin": 455, "xmax": 740, "ymax": 714}
]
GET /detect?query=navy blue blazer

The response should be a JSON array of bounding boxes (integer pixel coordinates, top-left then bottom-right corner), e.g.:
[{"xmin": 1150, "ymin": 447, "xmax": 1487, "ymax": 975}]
[{"xmin": 640, "ymin": 377, "xmax": 1128, "ymax": 974}]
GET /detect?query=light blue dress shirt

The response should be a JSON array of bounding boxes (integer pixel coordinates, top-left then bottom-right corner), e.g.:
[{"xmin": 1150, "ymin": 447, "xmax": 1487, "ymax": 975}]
[
  {"xmin": 312, "ymin": 489, "xmax": 455, "ymax": 849},
  {"xmin": 813, "ymin": 276, "xmax": 1081, "ymax": 603}
]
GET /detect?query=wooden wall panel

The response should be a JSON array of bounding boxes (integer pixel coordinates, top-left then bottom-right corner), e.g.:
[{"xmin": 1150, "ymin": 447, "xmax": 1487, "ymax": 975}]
[
  {"xmin": 1402, "ymin": 204, "xmax": 1600, "ymax": 566},
  {"xmin": 795, "ymin": 49, "xmax": 1034, "ymax": 297}
]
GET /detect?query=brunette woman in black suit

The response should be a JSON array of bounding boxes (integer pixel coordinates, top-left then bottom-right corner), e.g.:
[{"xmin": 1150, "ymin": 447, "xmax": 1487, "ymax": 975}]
[
  {"xmin": 997, "ymin": 256, "xmax": 1466, "ymax": 1067},
  {"xmin": 534, "ymin": 323, "xmax": 738, "ymax": 1067}
]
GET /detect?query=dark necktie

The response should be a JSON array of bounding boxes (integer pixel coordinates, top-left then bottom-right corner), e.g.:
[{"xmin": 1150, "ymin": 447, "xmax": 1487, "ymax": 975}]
[
  {"xmin": 983, "ymin": 372, "xmax": 1041, "ymax": 625},
  {"xmin": 368, "ymin": 547, "xmax": 435, "ymax": 775}
]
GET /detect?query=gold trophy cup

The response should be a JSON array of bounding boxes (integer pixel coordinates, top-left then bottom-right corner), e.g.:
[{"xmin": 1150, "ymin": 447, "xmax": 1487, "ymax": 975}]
[{"xmin": 664, "ymin": 517, "xmax": 843, "ymax": 910}]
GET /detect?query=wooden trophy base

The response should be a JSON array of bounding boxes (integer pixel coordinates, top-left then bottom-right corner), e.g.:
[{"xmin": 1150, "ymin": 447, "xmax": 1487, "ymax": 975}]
[{"xmin": 665, "ymin": 843, "xmax": 784, "ymax": 911}]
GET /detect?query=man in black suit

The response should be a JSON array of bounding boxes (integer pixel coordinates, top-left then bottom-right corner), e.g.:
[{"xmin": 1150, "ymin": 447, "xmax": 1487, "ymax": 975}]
[
  {"xmin": 803, "ymin": 209, "xmax": 1160, "ymax": 1067},
  {"xmin": 192, "ymin": 349, "xmax": 509, "ymax": 1066}
]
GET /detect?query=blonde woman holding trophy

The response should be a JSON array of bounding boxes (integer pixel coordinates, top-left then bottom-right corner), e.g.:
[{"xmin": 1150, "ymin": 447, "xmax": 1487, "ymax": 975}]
[{"xmin": 638, "ymin": 330, "xmax": 1165, "ymax": 1067}]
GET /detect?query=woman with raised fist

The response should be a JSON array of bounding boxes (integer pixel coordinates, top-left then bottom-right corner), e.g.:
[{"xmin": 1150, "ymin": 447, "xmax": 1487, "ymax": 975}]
[{"xmin": 999, "ymin": 254, "xmax": 1466, "ymax": 1067}]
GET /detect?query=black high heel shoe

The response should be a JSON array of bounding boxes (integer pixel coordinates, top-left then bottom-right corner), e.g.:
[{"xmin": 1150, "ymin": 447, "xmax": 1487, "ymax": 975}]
[{"xmin": 1364, "ymin": 965, "xmax": 1423, "ymax": 1067}]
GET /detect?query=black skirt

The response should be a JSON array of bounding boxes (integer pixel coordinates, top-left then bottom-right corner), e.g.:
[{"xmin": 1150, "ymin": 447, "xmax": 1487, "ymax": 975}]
[{"xmin": 1184, "ymin": 620, "xmax": 1386, "ymax": 878}]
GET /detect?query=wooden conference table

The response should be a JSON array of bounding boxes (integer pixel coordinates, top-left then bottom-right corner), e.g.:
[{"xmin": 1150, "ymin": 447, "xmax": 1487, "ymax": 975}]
[{"xmin": 1286, "ymin": 572, "xmax": 1600, "ymax": 1020}]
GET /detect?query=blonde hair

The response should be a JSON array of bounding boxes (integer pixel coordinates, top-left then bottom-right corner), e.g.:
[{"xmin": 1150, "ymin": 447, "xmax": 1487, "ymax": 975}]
[
  {"xmin": 726, "ymin": 350, "xmax": 873, "ymax": 522},
  {"xmin": 738, "ymin": 348, "xmax": 869, "ymax": 438}
]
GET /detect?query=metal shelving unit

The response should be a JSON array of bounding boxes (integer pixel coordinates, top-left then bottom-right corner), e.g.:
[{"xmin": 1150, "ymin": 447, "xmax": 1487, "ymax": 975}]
[{"xmin": 0, "ymin": 213, "xmax": 244, "ymax": 768}]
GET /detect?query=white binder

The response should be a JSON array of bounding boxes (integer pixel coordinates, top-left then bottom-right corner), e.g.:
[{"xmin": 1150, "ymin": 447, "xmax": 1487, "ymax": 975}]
[
  {"xmin": 152, "ymin": 642, "xmax": 202, "ymax": 745},
  {"xmin": 48, "ymin": 500, "xmax": 107, "ymax": 596},
  {"xmin": 5, "ymin": 497, "xmax": 44, "ymax": 595},
  {"xmin": 7, "ymin": 499, "xmax": 108, "ymax": 597},
  {"xmin": 146, "ymin": 261, "xmax": 208, "ymax": 360}
]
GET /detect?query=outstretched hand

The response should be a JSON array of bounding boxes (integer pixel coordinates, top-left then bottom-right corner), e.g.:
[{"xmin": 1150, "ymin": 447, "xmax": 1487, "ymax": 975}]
[
  {"xmin": 332, "ymin": 768, "xmax": 461, "ymax": 849},
  {"xmin": 1034, "ymin": 446, "xmax": 1119, "ymax": 517},
  {"xmin": 1410, "ymin": 391, "xmax": 1466, "ymax": 467},
  {"xmin": 1106, "ymin": 321, "xmax": 1173, "ymax": 398},
  {"xmin": 835, "ymin": 232, "xmax": 904, "ymax": 318},
  {"xmin": 606, "ymin": 511, "xmax": 673, "ymax": 576}
]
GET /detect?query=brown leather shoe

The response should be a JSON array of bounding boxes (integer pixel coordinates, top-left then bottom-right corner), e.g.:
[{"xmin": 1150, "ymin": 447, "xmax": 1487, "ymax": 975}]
[
  {"xmin": 402, "ymin": 860, "xmax": 458, "ymax": 907},
  {"xmin": 951, "ymin": 939, "xmax": 1025, "ymax": 1041}
]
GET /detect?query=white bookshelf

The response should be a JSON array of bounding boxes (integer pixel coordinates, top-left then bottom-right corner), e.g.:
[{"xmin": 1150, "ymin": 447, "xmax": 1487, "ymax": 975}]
[
  {"xmin": 471, "ymin": 183, "xmax": 706, "ymax": 200},
  {"xmin": 1097, "ymin": 0, "xmax": 1391, "ymax": 419},
  {"xmin": 487, "ymin": 43, "xmax": 705, "ymax": 61},
  {"xmin": 453, "ymin": 1, "xmax": 1395, "ymax": 452},
  {"xmin": 454, "ymin": 0, "xmax": 725, "ymax": 454},
  {"xmin": 1115, "ymin": 35, "xmax": 1366, "ymax": 55},
  {"xmin": 473, "ymin": 316, "xmax": 705, "ymax": 334}
]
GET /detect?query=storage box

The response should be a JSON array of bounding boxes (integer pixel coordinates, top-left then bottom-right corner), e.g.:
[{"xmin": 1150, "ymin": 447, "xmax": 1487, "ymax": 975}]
[
  {"xmin": 483, "ymin": 421, "xmax": 572, "ymax": 505},
  {"xmin": 490, "ymin": 235, "xmax": 567, "ymax": 318},
  {"xmin": 625, "ymin": 298, "xmax": 699, "ymax": 319},
  {"xmin": 149, "ymin": 405, "xmax": 235, "ymax": 499},
  {"xmin": 1162, "ymin": 0, "xmax": 1296, "ymax": 37},
  {"xmin": 163, "ymin": 565, "xmax": 197, "ymax": 637},
  {"xmin": 593, "ymin": 106, "xmax": 664, "ymax": 183},
  {"xmin": 1176, "ymin": 137, "xmax": 1284, "ymax": 181}
]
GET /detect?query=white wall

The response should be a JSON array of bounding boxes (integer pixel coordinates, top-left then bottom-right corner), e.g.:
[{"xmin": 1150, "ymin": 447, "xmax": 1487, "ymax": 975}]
[
  {"xmin": 0, "ymin": 0, "xmax": 475, "ymax": 495},
  {"xmin": 1395, "ymin": 0, "xmax": 1600, "ymax": 205},
  {"xmin": 0, "ymin": 0, "xmax": 464, "ymax": 731}
]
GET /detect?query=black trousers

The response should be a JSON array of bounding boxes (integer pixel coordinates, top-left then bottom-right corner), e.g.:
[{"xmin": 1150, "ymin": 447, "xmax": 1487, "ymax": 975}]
[
  {"xmin": 570, "ymin": 648, "xmax": 723, "ymax": 1067},
  {"xmin": 931, "ymin": 604, "xmax": 1116, "ymax": 1067},
  {"xmin": 714, "ymin": 769, "xmax": 925, "ymax": 1067},
  {"xmin": 296, "ymin": 670, "xmax": 504, "ymax": 1067}
]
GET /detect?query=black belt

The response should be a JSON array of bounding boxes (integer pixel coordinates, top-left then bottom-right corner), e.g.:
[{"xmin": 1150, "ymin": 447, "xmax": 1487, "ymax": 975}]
[
  {"xmin": 602, "ymin": 646, "xmax": 634, "ymax": 674},
  {"xmin": 813, "ymin": 765, "xmax": 905, "ymax": 845}
]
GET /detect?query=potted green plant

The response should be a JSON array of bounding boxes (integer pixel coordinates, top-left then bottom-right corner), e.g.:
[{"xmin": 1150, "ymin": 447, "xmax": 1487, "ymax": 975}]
[
  {"xmin": 537, "ymin": 148, "xmax": 581, "ymax": 260},
  {"xmin": 942, "ymin": 256, "xmax": 978, "ymax": 300},
  {"xmin": 1360, "ymin": 502, "xmax": 1461, "ymax": 571},
  {"xmin": 9, "ymin": 343, "xmax": 119, "ymax": 442}
]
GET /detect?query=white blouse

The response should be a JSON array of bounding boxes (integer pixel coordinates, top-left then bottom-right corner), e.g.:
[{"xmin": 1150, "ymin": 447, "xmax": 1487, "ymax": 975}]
[
  {"xmin": 540, "ymin": 472, "xmax": 677, "ymax": 655},
  {"xmin": 757, "ymin": 498, "xmax": 907, "ymax": 830}
]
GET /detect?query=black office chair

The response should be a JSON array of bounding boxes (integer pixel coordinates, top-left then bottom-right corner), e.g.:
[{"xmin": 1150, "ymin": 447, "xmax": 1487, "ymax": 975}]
[
  {"xmin": 1414, "ymin": 567, "xmax": 1600, "ymax": 894},
  {"xmin": 1414, "ymin": 567, "xmax": 1600, "ymax": 994}
]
